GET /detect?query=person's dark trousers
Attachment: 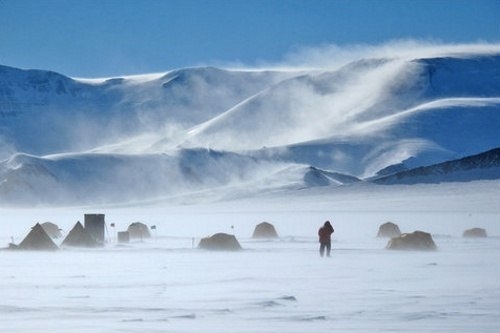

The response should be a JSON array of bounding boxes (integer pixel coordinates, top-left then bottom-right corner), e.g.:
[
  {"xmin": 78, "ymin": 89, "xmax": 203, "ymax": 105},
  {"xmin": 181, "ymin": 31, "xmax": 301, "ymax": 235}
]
[{"xmin": 320, "ymin": 242, "xmax": 331, "ymax": 257}]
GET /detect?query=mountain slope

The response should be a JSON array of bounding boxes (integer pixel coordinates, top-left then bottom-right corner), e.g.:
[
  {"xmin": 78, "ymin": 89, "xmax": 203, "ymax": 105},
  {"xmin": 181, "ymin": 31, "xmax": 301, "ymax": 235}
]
[
  {"xmin": 1, "ymin": 49, "xmax": 500, "ymax": 206},
  {"xmin": 373, "ymin": 147, "xmax": 500, "ymax": 184},
  {"xmin": 177, "ymin": 55, "xmax": 500, "ymax": 149},
  {"xmin": 0, "ymin": 150, "xmax": 358, "ymax": 206},
  {"xmin": 0, "ymin": 65, "xmax": 292, "ymax": 157},
  {"xmin": 168, "ymin": 55, "xmax": 500, "ymax": 178}
]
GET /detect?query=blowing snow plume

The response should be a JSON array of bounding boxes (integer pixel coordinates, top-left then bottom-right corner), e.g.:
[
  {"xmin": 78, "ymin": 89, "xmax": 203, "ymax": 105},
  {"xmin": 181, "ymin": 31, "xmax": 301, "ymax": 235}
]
[
  {"xmin": 1, "ymin": 41, "xmax": 500, "ymax": 206},
  {"xmin": 279, "ymin": 40, "xmax": 500, "ymax": 69},
  {"xmin": 178, "ymin": 58, "xmax": 421, "ymax": 150},
  {"xmin": 0, "ymin": 149, "xmax": 296, "ymax": 206},
  {"xmin": 179, "ymin": 41, "xmax": 500, "ymax": 151}
]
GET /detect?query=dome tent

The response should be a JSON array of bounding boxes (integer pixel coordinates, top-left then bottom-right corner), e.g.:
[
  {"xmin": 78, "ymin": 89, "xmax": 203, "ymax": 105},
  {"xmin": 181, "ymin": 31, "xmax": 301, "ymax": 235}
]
[
  {"xmin": 41, "ymin": 222, "xmax": 62, "ymax": 239},
  {"xmin": 377, "ymin": 222, "xmax": 401, "ymax": 238},
  {"xmin": 386, "ymin": 231, "xmax": 437, "ymax": 251},
  {"xmin": 199, "ymin": 233, "xmax": 242, "ymax": 251},
  {"xmin": 462, "ymin": 228, "xmax": 487, "ymax": 238},
  {"xmin": 252, "ymin": 222, "xmax": 279, "ymax": 238},
  {"xmin": 127, "ymin": 222, "xmax": 151, "ymax": 239}
]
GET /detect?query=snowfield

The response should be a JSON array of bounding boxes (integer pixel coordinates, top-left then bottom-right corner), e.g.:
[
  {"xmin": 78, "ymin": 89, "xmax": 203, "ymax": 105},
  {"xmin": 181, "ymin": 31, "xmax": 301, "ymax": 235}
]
[
  {"xmin": 1, "ymin": 181, "xmax": 500, "ymax": 333},
  {"xmin": 1, "ymin": 234, "xmax": 499, "ymax": 333}
]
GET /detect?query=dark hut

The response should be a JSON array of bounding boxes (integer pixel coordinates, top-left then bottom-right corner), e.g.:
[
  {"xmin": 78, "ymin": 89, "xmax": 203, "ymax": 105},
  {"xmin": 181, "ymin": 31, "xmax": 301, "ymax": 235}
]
[
  {"xmin": 17, "ymin": 223, "xmax": 59, "ymax": 251},
  {"xmin": 117, "ymin": 231, "xmax": 130, "ymax": 243},
  {"xmin": 462, "ymin": 228, "xmax": 487, "ymax": 238},
  {"xmin": 377, "ymin": 222, "xmax": 401, "ymax": 238},
  {"xmin": 41, "ymin": 222, "xmax": 62, "ymax": 239},
  {"xmin": 386, "ymin": 231, "xmax": 437, "ymax": 251},
  {"xmin": 199, "ymin": 233, "xmax": 242, "ymax": 251},
  {"xmin": 127, "ymin": 222, "xmax": 151, "ymax": 239},
  {"xmin": 84, "ymin": 214, "xmax": 105, "ymax": 244},
  {"xmin": 61, "ymin": 221, "xmax": 100, "ymax": 248},
  {"xmin": 252, "ymin": 222, "xmax": 279, "ymax": 238}
]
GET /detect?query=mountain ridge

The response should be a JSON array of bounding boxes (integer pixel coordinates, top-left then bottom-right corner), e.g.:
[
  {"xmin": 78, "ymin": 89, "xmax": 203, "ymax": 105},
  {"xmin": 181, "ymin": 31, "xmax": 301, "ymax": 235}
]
[
  {"xmin": 373, "ymin": 147, "xmax": 500, "ymax": 184},
  {"xmin": 1, "ymin": 50, "xmax": 499, "ymax": 206}
]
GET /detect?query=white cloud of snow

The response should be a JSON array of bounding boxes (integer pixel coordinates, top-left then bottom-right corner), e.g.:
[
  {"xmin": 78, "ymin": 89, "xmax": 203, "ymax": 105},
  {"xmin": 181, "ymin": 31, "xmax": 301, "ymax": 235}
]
[{"xmin": 274, "ymin": 40, "xmax": 500, "ymax": 69}]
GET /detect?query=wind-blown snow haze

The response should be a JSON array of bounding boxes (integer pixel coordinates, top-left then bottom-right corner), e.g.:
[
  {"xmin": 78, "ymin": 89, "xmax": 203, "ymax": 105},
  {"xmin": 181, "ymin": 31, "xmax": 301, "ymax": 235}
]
[{"xmin": 1, "ymin": 41, "xmax": 500, "ymax": 333}]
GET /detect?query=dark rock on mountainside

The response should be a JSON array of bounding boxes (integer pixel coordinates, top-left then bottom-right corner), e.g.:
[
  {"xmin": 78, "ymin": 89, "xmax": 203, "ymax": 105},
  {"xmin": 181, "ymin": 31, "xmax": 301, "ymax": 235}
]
[
  {"xmin": 386, "ymin": 231, "xmax": 437, "ymax": 251},
  {"xmin": 462, "ymin": 228, "xmax": 487, "ymax": 238},
  {"xmin": 374, "ymin": 147, "xmax": 500, "ymax": 184},
  {"xmin": 377, "ymin": 222, "xmax": 401, "ymax": 238},
  {"xmin": 199, "ymin": 233, "xmax": 242, "ymax": 251}
]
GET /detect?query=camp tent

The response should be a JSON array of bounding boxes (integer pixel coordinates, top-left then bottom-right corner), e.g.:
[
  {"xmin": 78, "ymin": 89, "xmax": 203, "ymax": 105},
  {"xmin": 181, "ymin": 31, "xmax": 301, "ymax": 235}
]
[
  {"xmin": 127, "ymin": 222, "xmax": 151, "ymax": 239},
  {"xmin": 199, "ymin": 233, "xmax": 242, "ymax": 251},
  {"xmin": 252, "ymin": 222, "xmax": 279, "ymax": 238},
  {"xmin": 41, "ymin": 222, "xmax": 62, "ymax": 238},
  {"xmin": 61, "ymin": 221, "xmax": 100, "ymax": 248},
  {"xmin": 17, "ymin": 223, "xmax": 59, "ymax": 251}
]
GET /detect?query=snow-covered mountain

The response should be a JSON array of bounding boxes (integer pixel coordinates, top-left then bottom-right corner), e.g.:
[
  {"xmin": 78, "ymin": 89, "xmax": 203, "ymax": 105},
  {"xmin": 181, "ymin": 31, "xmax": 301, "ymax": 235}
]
[
  {"xmin": 1, "ymin": 47, "xmax": 500, "ymax": 206},
  {"xmin": 0, "ymin": 65, "xmax": 293, "ymax": 156},
  {"xmin": 373, "ymin": 147, "xmax": 500, "ymax": 184}
]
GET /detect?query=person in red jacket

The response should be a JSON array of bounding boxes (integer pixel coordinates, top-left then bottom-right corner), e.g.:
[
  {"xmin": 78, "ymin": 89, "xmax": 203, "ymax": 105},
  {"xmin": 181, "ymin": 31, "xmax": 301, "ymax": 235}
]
[{"xmin": 318, "ymin": 220, "xmax": 334, "ymax": 257}]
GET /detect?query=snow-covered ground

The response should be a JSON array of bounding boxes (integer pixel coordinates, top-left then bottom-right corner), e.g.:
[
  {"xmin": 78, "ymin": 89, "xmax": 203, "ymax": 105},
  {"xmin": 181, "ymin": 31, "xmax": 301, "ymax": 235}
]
[{"xmin": 1, "ymin": 182, "xmax": 499, "ymax": 333}]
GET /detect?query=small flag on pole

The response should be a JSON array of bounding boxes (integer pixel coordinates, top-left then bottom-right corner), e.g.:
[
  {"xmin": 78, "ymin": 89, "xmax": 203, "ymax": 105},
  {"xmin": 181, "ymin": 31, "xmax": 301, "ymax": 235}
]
[{"xmin": 150, "ymin": 225, "xmax": 156, "ymax": 230}]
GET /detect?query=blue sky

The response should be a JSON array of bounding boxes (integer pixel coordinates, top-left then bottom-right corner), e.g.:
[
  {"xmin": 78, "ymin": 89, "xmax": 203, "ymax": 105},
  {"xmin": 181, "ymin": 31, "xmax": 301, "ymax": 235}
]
[{"xmin": 1, "ymin": 0, "xmax": 499, "ymax": 77}]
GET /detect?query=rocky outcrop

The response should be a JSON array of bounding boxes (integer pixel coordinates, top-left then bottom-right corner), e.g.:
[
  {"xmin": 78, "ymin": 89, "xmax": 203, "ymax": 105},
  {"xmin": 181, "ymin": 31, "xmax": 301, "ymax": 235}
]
[
  {"xmin": 199, "ymin": 233, "xmax": 242, "ymax": 251},
  {"xmin": 377, "ymin": 222, "xmax": 401, "ymax": 238},
  {"xmin": 252, "ymin": 222, "xmax": 278, "ymax": 238},
  {"xmin": 462, "ymin": 228, "xmax": 487, "ymax": 238},
  {"xmin": 386, "ymin": 231, "xmax": 437, "ymax": 251}
]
